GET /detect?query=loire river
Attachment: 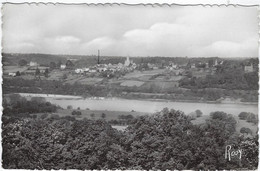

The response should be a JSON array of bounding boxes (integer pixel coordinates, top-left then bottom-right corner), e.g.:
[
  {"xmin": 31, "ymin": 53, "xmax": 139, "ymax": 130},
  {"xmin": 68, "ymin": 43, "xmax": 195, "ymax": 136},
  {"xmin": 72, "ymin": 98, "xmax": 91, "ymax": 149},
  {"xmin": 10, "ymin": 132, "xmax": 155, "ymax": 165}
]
[{"xmin": 20, "ymin": 93, "xmax": 258, "ymax": 115}]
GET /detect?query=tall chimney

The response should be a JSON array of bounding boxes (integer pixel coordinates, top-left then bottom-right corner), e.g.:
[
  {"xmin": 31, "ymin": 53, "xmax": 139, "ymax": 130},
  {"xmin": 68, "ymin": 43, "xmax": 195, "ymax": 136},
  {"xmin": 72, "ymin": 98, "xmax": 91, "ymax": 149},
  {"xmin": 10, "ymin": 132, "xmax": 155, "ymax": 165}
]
[{"xmin": 98, "ymin": 50, "xmax": 100, "ymax": 64}]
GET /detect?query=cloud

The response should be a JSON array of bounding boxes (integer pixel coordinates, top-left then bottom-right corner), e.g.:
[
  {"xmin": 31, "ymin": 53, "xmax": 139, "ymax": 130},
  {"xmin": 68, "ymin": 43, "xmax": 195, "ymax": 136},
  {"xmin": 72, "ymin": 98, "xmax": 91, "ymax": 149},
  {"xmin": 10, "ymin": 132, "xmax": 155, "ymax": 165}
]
[
  {"xmin": 55, "ymin": 36, "xmax": 81, "ymax": 44},
  {"xmin": 200, "ymin": 37, "xmax": 258, "ymax": 57},
  {"xmin": 79, "ymin": 37, "xmax": 116, "ymax": 55},
  {"xmin": 2, "ymin": 4, "xmax": 258, "ymax": 57}
]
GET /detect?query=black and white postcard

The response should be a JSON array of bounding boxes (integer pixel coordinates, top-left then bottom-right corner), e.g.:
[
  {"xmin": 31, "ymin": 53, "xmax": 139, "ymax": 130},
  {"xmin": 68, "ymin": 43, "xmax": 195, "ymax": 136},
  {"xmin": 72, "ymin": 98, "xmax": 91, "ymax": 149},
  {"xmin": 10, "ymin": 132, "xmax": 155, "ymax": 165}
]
[{"xmin": 1, "ymin": 1, "xmax": 259, "ymax": 170}]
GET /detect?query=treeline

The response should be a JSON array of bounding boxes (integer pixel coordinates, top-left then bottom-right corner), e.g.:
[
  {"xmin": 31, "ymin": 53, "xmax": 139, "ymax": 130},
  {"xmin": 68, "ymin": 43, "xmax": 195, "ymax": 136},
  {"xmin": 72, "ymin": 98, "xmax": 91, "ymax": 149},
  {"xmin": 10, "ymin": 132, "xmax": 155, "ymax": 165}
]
[
  {"xmin": 3, "ymin": 77, "xmax": 258, "ymax": 102},
  {"xmin": 2, "ymin": 108, "xmax": 258, "ymax": 170},
  {"xmin": 3, "ymin": 94, "xmax": 58, "ymax": 116},
  {"xmin": 239, "ymin": 112, "xmax": 258, "ymax": 124},
  {"xmin": 3, "ymin": 78, "xmax": 110, "ymax": 97},
  {"xmin": 108, "ymin": 114, "xmax": 135, "ymax": 125},
  {"xmin": 180, "ymin": 60, "xmax": 259, "ymax": 90}
]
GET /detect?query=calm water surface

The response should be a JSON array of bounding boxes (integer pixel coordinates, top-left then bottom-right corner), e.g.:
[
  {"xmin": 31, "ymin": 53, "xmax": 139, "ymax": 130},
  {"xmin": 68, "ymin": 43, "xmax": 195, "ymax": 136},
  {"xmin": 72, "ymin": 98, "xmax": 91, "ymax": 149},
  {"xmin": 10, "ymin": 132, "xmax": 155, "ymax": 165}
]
[{"xmin": 46, "ymin": 97, "xmax": 258, "ymax": 115}]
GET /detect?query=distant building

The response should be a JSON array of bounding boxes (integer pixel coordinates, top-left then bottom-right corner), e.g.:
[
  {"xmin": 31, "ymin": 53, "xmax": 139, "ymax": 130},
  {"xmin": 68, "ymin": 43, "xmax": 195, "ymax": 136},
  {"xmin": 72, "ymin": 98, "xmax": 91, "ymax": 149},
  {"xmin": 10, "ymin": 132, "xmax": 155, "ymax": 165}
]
[
  {"xmin": 245, "ymin": 64, "xmax": 254, "ymax": 73},
  {"xmin": 89, "ymin": 68, "xmax": 97, "ymax": 73},
  {"xmin": 75, "ymin": 68, "xmax": 83, "ymax": 74},
  {"xmin": 60, "ymin": 64, "xmax": 66, "ymax": 70},
  {"xmin": 191, "ymin": 64, "xmax": 196, "ymax": 69},
  {"xmin": 124, "ymin": 56, "xmax": 130, "ymax": 66},
  {"xmin": 83, "ymin": 68, "xmax": 89, "ymax": 72},
  {"xmin": 214, "ymin": 59, "xmax": 218, "ymax": 66},
  {"xmin": 29, "ymin": 61, "xmax": 38, "ymax": 67},
  {"xmin": 8, "ymin": 72, "xmax": 16, "ymax": 77},
  {"xmin": 169, "ymin": 62, "xmax": 178, "ymax": 69}
]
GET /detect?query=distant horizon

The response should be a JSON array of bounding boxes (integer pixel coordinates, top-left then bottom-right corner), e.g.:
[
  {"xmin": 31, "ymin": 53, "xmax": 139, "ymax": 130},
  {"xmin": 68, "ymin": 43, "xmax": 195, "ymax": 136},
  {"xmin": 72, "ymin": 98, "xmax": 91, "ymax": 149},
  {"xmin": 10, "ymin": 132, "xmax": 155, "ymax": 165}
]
[{"xmin": 2, "ymin": 52, "xmax": 258, "ymax": 59}]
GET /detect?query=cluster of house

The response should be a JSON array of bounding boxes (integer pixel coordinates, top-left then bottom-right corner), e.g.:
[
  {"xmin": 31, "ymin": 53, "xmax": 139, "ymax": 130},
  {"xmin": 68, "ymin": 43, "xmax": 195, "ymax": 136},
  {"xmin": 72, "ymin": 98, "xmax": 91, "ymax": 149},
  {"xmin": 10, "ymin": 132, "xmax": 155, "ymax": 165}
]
[
  {"xmin": 244, "ymin": 63, "xmax": 254, "ymax": 73},
  {"xmin": 8, "ymin": 61, "xmax": 49, "ymax": 77},
  {"xmin": 74, "ymin": 57, "xmax": 137, "ymax": 75},
  {"xmin": 7, "ymin": 58, "xmax": 255, "ymax": 78}
]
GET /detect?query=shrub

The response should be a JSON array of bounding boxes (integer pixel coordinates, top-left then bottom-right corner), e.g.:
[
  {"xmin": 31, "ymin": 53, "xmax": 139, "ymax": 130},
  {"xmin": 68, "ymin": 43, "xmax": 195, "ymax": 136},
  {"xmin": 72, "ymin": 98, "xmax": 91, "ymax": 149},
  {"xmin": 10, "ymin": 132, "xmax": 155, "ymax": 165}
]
[
  {"xmin": 188, "ymin": 112, "xmax": 197, "ymax": 120},
  {"xmin": 246, "ymin": 113, "xmax": 257, "ymax": 123},
  {"xmin": 238, "ymin": 112, "xmax": 250, "ymax": 120},
  {"xmin": 101, "ymin": 113, "xmax": 106, "ymax": 119},
  {"xmin": 240, "ymin": 127, "xmax": 253, "ymax": 135},
  {"xmin": 72, "ymin": 110, "xmax": 82, "ymax": 116},
  {"xmin": 210, "ymin": 111, "xmax": 227, "ymax": 120},
  {"xmin": 195, "ymin": 109, "xmax": 203, "ymax": 117},
  {"xmin": 67, "ymin": 105, "xmax": 73, "ymax": 110}
]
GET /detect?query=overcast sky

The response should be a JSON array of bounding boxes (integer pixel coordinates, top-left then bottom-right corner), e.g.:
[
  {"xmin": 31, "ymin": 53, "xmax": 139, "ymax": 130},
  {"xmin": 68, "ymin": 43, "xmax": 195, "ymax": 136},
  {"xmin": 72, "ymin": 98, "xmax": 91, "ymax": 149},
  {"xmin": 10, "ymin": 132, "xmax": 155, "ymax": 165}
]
[{"xmin": 2, "ymin": 4, "xmax": 258, "ymax": 57}]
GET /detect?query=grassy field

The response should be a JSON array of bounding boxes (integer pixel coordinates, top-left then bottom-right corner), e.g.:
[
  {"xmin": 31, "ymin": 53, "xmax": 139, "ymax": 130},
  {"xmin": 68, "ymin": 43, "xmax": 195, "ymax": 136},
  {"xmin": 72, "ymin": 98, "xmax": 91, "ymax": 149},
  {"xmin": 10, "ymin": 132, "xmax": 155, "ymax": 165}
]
[
  {"xmin": 120, "ymin": 80, "xmax": 145, "ymax": 87},
  {"xmin": 191, "ymin": 115, "xmax": 209, "ymax": 125},
  {"xmin": 123, "ymin": 69, "xmax": 164, "ymax": 79},
  {"xmin": 3, "ymin": 66, "xmax": 28, "ymax": 74},
  {"xmin": 52, "ymin": 109, "xmax": 148, "ymax": 121},
  {"xmin": 77, "ymin": 77, "xmax": 103, "ymax": 85},
  {"xmin": 36, "ymin": 109, "xmax": 258, "ymax": 135},
  {"xmin": 233, "ymin": 115, "xmax": 258, "ymax": 136}
]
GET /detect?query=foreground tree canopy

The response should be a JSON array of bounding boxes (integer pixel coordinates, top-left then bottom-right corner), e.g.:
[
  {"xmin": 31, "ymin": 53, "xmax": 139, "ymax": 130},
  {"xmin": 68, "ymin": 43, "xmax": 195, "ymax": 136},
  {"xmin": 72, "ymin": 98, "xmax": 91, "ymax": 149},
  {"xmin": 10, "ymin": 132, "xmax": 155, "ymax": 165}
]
[{"xmin": 2, "ymin": 107, "xmax": 258, "ymax": 170}]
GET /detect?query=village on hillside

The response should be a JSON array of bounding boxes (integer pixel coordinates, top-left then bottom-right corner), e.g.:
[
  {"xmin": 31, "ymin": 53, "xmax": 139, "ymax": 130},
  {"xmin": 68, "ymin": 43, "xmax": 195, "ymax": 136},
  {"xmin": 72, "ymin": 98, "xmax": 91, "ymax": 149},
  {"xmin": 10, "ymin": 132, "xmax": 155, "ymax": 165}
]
[{"xmin": 4, "ymin": 54, "xmax": 256, "ymax": 83}]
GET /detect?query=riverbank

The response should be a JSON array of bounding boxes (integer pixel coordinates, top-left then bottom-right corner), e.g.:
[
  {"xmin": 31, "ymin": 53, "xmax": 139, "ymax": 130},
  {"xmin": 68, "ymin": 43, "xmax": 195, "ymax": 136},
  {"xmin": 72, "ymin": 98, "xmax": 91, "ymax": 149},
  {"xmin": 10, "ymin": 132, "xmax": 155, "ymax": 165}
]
[
  {"xmin": 17, "ymin": 92, "xmax": 258, "ymax": 105},
  {"xmin": 18, "ymin": 93, "xmax": 83, "ymax": 99},
  {"xmin": 16, "ymin": 92, "xmax": 258, "ymax": 115}
]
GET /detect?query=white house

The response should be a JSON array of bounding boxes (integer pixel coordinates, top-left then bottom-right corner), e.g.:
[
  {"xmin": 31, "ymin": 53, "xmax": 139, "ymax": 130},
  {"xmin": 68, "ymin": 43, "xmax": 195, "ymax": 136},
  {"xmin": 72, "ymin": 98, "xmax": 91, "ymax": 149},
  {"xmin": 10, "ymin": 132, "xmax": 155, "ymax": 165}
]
[
  {"xmin": 83, "ymin": 68, "xmax": 90, "ymax": 72},
  {"xmin": 124, "ymin": 56, "xmax": 130, "ymax": 66},
  {"xmin": 29, "ymin": 61, "xmax": 38, "ymax": 67},
  {"xmin": 89, "ymin": 68, "xmax": 97, "ymax": 73},
  {"xmin": 60, "ymin": 64, "xmax": 66, "ymax": 70},
  {"xmin": 191, "ymin": 64, "xmax": 196, "ymax": 69},
  {"xmin": 75, "ymin": 68, "xmax": 84, "ymax": 74},
  {"xmin": 214, "ymin": 59, "xmax": 218, "ymax": 66},
  {"xmin": 8, "ymin": 72, "xmax": 16, "ymax": 77}
]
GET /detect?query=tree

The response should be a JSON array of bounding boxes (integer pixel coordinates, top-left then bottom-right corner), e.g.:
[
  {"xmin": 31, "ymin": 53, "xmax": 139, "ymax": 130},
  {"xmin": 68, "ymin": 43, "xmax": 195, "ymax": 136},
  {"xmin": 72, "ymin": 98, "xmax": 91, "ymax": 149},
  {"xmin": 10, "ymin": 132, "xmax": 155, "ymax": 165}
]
[
  {"xmin": 101, "ymin": 113, "xmax": 106, "ymax": 119},
  {"xmin": 67, "ymin": 105, "xmax": 73, "ymax": 110},
  {"xmin": 62, "ymin": 73, "xmax": 67, "ymax": 80},
  {"xmin": 57, "ymin": 61, "xmax": 62, "ymax": 68},
  {"xmin": 66, "ymin": 60, "xmax": 74, "ymax": 69},
  {"xmin": 240, "ymin": 127, "xmax": 252, "ymax": 135},
  {"xmin": 238, "ymin": 112, "xmax": 249, "ymax": 120},
  {"xmin": 90, "ymin": 113, "xmax": 95, "ymax": 120},
  {"xmin": 195, "ymin": 110, "xmax": 203, "ymax": 117},
  {"xmin": 44, "ymin": 68, "xmax": 49, "ymax": 78},
  {"xmin": 210, "ymin": 111, "xmax": 227, "ymax": 120},
  {"xmin": 49, "ymin": 62, "xmax": 56, "ymax": 70},
  {"xmin": 35, "ymin": 67, "xmax": 41, "ymax": 80},
  {"xmin": 18, "ymin": 59, "xmax": 28, "ymax": 66},
  {"xmin": 240, "ymin": 127, "xmax": 247, "ymax": 134},
  {"xmin": 16, "ymin": 71, "xmax": 21, "ymax": 76},
  {"xmin": 208, "ymin": 59, "xmax": 214, "ymax": 67},
  {"xmin": 72, "ymin": 110, "xmax": 81, "ymax": 116},
  {"xmin": 246, "ymin": 113, "xmax": 257, "ymax": 123}
]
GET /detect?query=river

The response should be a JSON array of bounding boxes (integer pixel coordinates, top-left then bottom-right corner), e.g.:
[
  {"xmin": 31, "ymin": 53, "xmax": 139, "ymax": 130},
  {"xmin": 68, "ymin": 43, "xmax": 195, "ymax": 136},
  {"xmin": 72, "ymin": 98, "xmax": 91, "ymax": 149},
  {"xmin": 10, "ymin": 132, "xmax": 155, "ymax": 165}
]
[{"xmin": 19, "ymin": 93, "xmax": 258, "ymax": 115}]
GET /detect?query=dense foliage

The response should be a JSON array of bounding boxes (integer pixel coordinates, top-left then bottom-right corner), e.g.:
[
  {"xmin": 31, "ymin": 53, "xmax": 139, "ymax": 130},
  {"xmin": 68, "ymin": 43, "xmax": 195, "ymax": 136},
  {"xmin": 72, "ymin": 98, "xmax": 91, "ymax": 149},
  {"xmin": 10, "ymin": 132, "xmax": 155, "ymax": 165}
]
[
  {"xmin": 3, "ymin": 77, "xmax": 258, "ymax": 102},
  {"xmin": 179, "ymin": 60, "xmax": 259, "ymax": 91},
  {"xmin": 3, "ymin": 94, "xmax": 57, "ymax": 116},
  {"xmin": 2, "ymin": 107, "xmax": 258, "ymax": 170}
]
